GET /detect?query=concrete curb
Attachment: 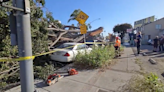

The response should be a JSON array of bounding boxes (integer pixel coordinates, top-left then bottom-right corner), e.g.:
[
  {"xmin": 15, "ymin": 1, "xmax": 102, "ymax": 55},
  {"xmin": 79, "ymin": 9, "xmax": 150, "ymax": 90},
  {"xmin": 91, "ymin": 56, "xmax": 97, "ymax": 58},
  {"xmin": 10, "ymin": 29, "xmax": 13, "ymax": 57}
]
[{"xmin": 149, "ymin": 58, "xmax": 157, "ymax": 64}]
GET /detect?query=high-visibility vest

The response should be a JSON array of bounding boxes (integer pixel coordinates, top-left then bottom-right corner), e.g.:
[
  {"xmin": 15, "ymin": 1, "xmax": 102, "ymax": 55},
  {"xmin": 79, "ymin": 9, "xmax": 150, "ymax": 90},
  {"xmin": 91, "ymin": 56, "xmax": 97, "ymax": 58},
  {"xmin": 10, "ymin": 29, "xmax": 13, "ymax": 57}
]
[{"xmin": 114, "ymin": 40, "xmax": 121, "ymax": 47}]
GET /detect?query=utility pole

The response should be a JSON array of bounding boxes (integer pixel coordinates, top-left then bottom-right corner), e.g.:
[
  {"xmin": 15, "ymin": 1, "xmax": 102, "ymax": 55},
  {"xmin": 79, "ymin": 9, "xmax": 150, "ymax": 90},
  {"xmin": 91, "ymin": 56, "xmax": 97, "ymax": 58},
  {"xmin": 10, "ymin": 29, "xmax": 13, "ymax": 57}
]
[
  {"xmin": 1, "ymin": 0, "xmax": 34, "ymax": 91},
  {"xmin": 15, "ymin": 0, "xmax": 34, "ymax": 92}
]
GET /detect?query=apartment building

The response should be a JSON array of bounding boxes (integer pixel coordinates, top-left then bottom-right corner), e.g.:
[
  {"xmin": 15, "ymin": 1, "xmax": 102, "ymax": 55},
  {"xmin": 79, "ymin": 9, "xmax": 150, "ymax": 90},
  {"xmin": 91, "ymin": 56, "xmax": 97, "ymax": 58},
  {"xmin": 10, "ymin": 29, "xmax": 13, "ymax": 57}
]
[{"xmin": 141, "ymin": 18, "xmax": 164, "ymax": 44}]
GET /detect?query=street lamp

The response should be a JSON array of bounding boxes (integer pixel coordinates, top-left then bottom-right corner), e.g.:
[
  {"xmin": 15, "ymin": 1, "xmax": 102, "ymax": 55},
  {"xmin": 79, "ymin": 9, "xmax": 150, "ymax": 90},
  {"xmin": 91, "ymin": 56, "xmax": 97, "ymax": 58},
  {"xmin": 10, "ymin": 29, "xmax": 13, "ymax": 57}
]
[
  {"xmin": 88, "ymin": 18, "xmax": 101, "ymax": 24},
  {"xmin": 88, "ymin": 18, "xmax": 101, "ymax": 30}
]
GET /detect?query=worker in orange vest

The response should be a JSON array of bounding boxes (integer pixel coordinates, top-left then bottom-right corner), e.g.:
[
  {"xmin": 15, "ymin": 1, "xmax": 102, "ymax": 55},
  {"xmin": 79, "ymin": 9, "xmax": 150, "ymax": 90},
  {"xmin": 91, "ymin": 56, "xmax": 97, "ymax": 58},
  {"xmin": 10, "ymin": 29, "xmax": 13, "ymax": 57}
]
[{"xmin": 114, "ymin": 36, "xmax": 121, "ymax": 56}]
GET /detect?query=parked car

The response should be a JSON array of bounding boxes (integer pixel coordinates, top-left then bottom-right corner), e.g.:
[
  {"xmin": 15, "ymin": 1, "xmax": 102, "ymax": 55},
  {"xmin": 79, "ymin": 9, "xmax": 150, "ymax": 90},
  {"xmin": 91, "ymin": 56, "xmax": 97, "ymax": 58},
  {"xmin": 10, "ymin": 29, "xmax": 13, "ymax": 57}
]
[{"xmin": 50, "ymin": 43, "xmax": 92, "ymax": 62}]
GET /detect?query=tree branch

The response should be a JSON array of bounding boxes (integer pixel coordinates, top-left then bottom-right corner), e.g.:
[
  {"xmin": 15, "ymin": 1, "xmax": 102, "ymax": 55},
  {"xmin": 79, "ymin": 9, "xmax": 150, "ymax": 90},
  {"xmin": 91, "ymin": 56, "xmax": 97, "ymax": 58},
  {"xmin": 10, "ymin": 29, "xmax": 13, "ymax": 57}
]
[
  {"xmin": 49, "ymin": 31, "xmax": 68, "ymax": 48},
  {"xmin": 45, "ymin": 28, "xmax": 80, "ymax": 32},
  {"xmin": 0, "ymin": 66, "xmax": 19, "ymax": 75},
  {"xmin": 7, "ymin": 68, "xmax": 19, "ymax": 77}
]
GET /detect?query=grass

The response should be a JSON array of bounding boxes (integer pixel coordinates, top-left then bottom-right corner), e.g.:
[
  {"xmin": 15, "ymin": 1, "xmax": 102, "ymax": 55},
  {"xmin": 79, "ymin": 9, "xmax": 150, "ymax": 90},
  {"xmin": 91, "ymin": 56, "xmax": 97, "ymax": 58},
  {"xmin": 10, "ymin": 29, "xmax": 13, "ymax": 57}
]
[
  {"xmin": 120, "ymin": 73, "xmax": 164, "ymax": 92},
  {"xmin": 135, "ymin": 58, "xmax": 144, "ymax": 71},
  {"xmin": 74, "ymin": 45, "xmax": 115, "ymax": 69}
]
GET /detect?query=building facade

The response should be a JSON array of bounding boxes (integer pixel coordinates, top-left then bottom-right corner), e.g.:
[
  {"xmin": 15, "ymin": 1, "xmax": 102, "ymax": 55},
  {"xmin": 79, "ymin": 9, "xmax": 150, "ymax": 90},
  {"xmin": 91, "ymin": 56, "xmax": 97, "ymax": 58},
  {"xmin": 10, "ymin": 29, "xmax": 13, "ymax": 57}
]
[
  {"xmin": 134, "ymin": 16, "xmax": 155, "ymax": 29},
  {"xmin": 141, "ymin": 18, "xmax": 164, "ymax": 44}
]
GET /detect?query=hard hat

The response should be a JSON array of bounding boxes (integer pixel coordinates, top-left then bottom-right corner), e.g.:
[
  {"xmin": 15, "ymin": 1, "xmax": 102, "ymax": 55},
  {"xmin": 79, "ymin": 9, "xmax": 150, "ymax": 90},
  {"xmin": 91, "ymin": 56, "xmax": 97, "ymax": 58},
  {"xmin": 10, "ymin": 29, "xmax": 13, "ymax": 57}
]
[{"xmin": 116, "ymin": 37, "xmax": 119, "ymax": 39}]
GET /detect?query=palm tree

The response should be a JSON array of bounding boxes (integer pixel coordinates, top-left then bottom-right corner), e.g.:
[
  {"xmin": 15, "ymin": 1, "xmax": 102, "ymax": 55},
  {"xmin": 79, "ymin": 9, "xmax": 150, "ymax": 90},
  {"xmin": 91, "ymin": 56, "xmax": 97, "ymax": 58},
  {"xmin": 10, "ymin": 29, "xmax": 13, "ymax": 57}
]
[
  {"xmin": 68, "ymin": 9, "xmax": 81, "ymax": 23},
  {"xmin": 68, "ymin": 9, "xmax": 92, "ymax": 30}
]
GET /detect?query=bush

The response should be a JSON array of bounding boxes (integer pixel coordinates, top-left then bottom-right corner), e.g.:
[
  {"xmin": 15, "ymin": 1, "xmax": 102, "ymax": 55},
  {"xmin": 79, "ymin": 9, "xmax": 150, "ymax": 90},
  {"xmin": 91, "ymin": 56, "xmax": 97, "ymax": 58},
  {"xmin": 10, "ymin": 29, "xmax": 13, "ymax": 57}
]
[
  {"xmin": 34, "ymin": 63, "xmax": 55, "ymax": 81},
  {"xmin": 121, "ymin": 73, "xmax": 164, "ymax": 92},
  {"xmin": 120, "ymin": 45, "xmax": 124, "ymax": 52},
  {"xmin": 74, "ymin": 46, "xmax": 115, "ymax": 68}
]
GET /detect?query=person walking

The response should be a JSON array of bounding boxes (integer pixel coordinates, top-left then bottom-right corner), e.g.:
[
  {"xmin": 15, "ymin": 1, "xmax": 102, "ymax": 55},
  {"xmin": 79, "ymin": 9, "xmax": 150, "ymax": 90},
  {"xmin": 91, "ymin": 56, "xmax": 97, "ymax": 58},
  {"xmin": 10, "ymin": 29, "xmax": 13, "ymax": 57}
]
[
  {"xmin": 159, "ymin": 35, "xmax": 164, "ymax": 51},
  {"xmin": 135, "ymin": 31, "xmax": 142, "ymax": 54},
  {"xmin": 153, "ymin": 36, "xmax": 159, "ymax": 52}
]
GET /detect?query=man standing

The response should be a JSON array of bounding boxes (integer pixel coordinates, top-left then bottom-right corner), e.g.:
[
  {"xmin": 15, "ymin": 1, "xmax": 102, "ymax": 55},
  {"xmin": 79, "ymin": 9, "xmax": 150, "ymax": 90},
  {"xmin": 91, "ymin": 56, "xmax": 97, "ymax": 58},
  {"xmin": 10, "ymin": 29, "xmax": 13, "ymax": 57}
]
[
  {"xmin": 135, "ymin": 31, "xmax": 142, "ymax": 54},
  {"xmin": 159, "ymin": 35, "xmax": 164, "ymax": 51},
  {"xmin": 153, "ymin": 36, "xmax": 159, "ymax": 52}
]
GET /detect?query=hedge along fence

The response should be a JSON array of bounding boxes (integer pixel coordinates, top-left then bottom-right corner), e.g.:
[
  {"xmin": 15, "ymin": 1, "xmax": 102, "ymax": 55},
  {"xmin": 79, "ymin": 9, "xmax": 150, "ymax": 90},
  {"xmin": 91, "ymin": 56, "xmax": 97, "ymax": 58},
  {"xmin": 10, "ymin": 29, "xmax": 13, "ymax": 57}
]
[{"xmin": 74, "ymin": 45, "xmax": 115, "ymax": 68}]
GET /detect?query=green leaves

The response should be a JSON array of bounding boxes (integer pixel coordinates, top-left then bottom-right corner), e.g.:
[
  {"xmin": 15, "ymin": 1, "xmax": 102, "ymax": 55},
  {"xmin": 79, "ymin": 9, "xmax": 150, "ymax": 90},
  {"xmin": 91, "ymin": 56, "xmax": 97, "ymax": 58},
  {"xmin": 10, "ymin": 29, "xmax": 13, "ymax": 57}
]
[
  {"xmin": 0, "ymin": 0, "xmax": 62, "ymax": 89},
  {"xmin": 75, "ymin": 46, "xmax": 115, "ymax": 68},
  {"xmin": 113, "ymin": 23, "xmax": 132, "ymax": 39},
  {"xmin": 35, "ymin": 0, "xmax": 45, "ymax": 6},
  {"xmin": 34, "ymin": 63, "xmax": 55, "ymax": 80},
  {"xmin": 121, "ymin": 73, "xmax": 164, "ymax": 92},
  {"xmin": 34, "ymin": 8, "xmax": 43, "ymax": 18},
  {"xmin": 68, "ymin": 9, "xmax": 81, "ymax": 23},
  {"xmin": 113, "ymin": 23, "xmax": 132, "ymax": 33}
]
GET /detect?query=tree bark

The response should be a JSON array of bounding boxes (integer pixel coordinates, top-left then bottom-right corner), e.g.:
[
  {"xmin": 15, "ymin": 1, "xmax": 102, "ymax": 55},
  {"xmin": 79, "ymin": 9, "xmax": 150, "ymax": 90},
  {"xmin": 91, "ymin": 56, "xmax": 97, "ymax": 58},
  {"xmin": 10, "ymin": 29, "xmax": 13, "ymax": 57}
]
[
  {"xmin": 49, "ymin": 31, "xmax": 68, "ymax": 48},
  {"xmin": 46, "ymin": 28, "xmax": 80, "ymax": 32}
]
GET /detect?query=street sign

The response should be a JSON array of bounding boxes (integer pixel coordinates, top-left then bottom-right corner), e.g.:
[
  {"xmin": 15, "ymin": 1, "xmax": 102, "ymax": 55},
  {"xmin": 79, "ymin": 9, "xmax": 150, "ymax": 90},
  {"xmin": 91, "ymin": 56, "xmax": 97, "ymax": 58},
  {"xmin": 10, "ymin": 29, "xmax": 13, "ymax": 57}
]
[
  {"xmin": 80, "ymin": 24, "xmax": 87, "ymax": 34},
  {"xmin": 76, "ymin": 11, "xmax": 89, "ymax": 24}
]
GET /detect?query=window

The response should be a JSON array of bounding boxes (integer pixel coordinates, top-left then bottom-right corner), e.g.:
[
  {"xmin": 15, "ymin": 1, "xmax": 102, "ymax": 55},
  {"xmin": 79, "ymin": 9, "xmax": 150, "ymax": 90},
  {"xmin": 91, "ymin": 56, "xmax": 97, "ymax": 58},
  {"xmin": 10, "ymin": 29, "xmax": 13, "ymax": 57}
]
[
  {"xmin": 159, "ymin": 25, "xmax": 161, "ymax": 29},
  {"xmin": 76, "ymin": 44, "xmax": 86, "ymax": 50},
  {"xmin": 57, "ymin": 44, "xmax": 75, "ymax": 50},
  {"xmin": 156, "ymin": 24, "xmax": 162, "ymax": 29},
  {"xmin": 141, "ymin": 27, "xmax": 143, "ymax": 31},
  {"xmin": 156, "ymin": 25, "xmax": 158, "ymax": 29}
]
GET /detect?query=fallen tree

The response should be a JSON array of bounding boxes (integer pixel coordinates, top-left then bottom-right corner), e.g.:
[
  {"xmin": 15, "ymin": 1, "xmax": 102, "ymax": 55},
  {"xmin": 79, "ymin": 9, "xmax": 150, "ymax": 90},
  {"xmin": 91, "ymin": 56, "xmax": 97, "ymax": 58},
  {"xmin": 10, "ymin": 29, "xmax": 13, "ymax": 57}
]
[{"xmin": 47, "ymin": 25, "xmax": 104, "ymax": 48}]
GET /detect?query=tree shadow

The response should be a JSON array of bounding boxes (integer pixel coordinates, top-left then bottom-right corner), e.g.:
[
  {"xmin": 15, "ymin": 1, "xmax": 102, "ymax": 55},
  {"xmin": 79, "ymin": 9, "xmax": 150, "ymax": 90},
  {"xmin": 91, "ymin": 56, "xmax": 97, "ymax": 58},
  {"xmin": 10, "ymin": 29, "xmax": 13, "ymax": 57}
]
[{"xmin": 35, "ymin": 81, "xmax": 47, "ymax": 88}]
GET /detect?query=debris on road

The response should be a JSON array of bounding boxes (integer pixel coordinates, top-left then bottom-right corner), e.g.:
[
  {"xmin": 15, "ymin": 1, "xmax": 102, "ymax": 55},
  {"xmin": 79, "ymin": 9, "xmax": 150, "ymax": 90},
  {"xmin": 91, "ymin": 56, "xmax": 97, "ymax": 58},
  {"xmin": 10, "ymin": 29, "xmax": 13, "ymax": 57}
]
[
  {"xmin": 46, "ymin": 68, "xmax": 78, "ymax": 86},
  {"xmin": 149, "ymin": 58, "xmax": 157, "ymax": 64},
  {"xmin": 142, "ymin": 53, "xmax": 147, "ymax": 56}
]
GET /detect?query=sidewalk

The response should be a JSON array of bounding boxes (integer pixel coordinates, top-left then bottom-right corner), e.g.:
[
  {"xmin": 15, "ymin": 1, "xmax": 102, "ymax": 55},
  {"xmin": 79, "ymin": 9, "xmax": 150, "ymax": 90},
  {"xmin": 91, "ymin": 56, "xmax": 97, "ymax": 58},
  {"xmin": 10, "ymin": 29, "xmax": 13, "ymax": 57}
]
[
  {"xmin": 132, "ymin": 45, "xmax": 164, "ymax": 83},
  {"xmin": 6, "ymin": 46, "xmax": 141, "ymax": 92}
]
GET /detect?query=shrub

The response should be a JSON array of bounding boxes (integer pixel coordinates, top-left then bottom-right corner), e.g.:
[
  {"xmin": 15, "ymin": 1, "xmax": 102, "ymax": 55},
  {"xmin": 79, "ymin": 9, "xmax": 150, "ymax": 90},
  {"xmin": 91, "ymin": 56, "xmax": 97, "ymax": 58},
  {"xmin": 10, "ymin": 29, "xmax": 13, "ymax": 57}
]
[
  {"xmin": 74, "ymin": 46, "xmax": 115, "ymax": 68},
  {"xmin": 120, "ymin": 45, "xmax": 124, "ymax": 52},
  {"xmin": 121, "ymin": 73, "xmax": 164, "ymax": 92},
  {"xmin": 34, "ymin": 63, "xmax": 55, "ymax": 81}
]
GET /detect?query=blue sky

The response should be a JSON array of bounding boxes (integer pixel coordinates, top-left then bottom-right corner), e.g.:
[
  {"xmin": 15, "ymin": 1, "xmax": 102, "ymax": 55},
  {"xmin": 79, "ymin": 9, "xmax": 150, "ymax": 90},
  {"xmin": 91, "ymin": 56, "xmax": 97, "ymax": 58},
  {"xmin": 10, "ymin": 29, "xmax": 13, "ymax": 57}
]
[{"xmin": 45, "ymin": 0, "xmax": 164, "ymax": 36}]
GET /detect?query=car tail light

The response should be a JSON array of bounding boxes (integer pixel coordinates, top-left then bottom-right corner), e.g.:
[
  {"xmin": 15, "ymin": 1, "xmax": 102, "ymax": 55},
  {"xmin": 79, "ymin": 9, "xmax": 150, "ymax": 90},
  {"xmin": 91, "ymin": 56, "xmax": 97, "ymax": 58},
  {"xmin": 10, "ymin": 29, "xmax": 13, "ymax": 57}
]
[{"xmin": 64, "ymin": 53, "xmax": 70, "ymax": 56}]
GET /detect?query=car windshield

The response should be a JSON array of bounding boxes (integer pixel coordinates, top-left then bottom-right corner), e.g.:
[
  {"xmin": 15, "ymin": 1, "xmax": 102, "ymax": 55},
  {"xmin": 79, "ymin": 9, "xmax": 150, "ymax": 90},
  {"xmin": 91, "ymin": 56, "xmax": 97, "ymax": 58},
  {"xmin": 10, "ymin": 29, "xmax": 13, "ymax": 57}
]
[{"xmin": 57, "ymin": 44, "xmax": 75, "ymax": 50}]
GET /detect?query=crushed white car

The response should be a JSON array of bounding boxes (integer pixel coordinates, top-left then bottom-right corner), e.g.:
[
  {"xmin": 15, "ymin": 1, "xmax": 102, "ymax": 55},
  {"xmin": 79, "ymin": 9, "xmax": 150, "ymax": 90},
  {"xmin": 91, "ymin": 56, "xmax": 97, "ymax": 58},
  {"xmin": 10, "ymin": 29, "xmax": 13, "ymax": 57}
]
[{"xmin": 50, "ymin": 43, "xmax": 92, "ymax": 62}]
